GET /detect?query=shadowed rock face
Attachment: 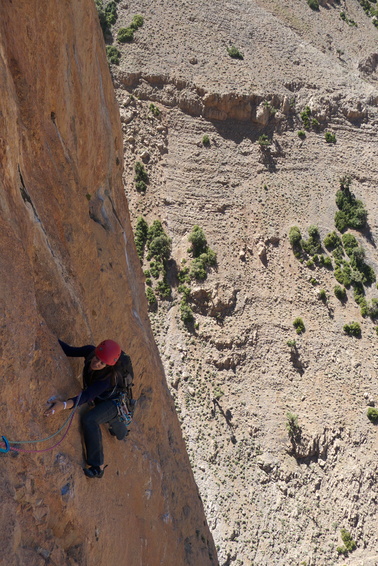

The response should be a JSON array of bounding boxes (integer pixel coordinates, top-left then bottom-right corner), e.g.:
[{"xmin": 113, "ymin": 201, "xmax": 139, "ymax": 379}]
[{"xmin": 0, "ymin": 2, "xmax": 217, "ymax": 565}]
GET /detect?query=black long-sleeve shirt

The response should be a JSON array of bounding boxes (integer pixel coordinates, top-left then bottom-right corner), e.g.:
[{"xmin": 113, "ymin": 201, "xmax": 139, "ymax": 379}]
[{"xmin": 59, "ymin": 340, "xmax": 116, "ymax": 406}]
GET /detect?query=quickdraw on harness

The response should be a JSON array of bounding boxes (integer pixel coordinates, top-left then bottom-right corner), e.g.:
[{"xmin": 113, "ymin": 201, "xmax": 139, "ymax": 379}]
[
  {"xmin": 113, "ymin": 392, "xmax": 133, "ymax": 425},
  {"xmin": 0, "ymin": 393, "xmax": 82, "ymax": 455}
]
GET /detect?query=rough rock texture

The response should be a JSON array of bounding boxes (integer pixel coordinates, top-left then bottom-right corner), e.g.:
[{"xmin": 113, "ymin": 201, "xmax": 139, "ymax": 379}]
[
  {"xmin": 109, "ymin": 0, "xmax": 378, "ymax": 564},
  {"xmin": 0, "ymin": 2, "xmax": 217, "ymax": 566}
]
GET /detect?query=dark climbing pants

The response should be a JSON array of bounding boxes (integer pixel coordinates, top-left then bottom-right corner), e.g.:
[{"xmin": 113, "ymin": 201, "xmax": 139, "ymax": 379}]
[{"xmin": 81, "ymin": 400, "xmax": 128, "ymax": 467}]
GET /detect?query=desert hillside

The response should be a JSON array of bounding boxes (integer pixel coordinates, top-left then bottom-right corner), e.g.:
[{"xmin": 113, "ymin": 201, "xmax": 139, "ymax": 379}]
[
  {"xmin": 104, "ymin": 0, "xmax": 378, "ymax": 564},
  {"xmin": 0, "ymin": 2, "xmax": 217, "ymax": 565}
]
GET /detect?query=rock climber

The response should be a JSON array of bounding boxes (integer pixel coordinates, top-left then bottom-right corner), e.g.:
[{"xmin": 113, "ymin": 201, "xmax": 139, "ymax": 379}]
[{"xmin": 44, "ymin": 339, "xmax": 133, "ymax": 478}]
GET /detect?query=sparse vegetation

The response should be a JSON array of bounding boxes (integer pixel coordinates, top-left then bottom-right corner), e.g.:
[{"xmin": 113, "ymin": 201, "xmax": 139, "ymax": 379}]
[
  {"xmin": 202, "ymin": 135, "xmax": 210, "ymax": 147},
  {"xmin": 134, "ymin": 216, "xmax": 148, "ymax": 261},
  {"xmin": 325, "ymin": 132, "xmax": 336, "ymax": 143},
  {"xmin": 301, "ymin": 225, "xmax": 322, "ymax": 256},
  {"xmin": 343, "ymin": 322, "xmax": 361, "ymax": 337},
  {"xmin": 307, "ymin": 0, "xmax": 319, "ymax": 10},
  {"xmin": 334, "ymin": 285, "xmax": 347, "ymax": 302},
  {"xmin": 134, "ymin": 161, "xmax": 148, "ymax": 192},
  {"xmin": 337, "ymin": 529, "xmax": 357, "ymax": 556},
  {"xmin": 334, "ymin": 175, "xmax": 367, "ymax": 232},
  {"xmin": 130, "ymin": 14, "xmax": 144, "ymax": 29},
  {"xmin": 187, "ymin": 226, "xmax": 216, "ymax": 281},
  {"xmin": 257, "ymin": 134, "xmax": 271, "ymax": 146},
  {"xmin": 117, "ymin": 27, "xmax": 134, "ymax": 43},
  {"xmin": 367, "ymin": 407, "xmax": 378, "ymax": 422},
  {"xmin": 318, "ymin": 289, "xmax": 327, "ymax": 302},
  {"xmin": 298, "ymin": 130, "xmax": 306, "ymax": 139},
  {"xmin": 286, "ymin": 412, "xmax": 301, "ymax": 442},
  {"xmin": 149, "ymin": 103, "xmax": 160, "ymax": 117},
  {"xmin": 146, "ymin": 287, "xmax": 156, "ymax": 305},
  {"xmin": 293, "ymin": 317, "xmax": 305, "ymax": 334},
  {"xmin": 106, "ymin": 45, "xmax": 121, "ymax": 65},
  {"xmin": 300, "ymin": 106, "xmax": 312, "ymax": 129},
  {"xmin": 227, "ymin": 46, "xmax": 244, "ymax": 59}
]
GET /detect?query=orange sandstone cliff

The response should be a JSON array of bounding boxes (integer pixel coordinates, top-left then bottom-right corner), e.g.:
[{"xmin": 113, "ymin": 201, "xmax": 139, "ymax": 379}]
[{"xmin": 0, "ymin": 2, "xmax": 217, "ymax": 565}]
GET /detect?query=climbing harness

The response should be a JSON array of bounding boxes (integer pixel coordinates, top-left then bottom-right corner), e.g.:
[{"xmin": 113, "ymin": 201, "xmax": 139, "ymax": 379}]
[
  {"xmin": 0, "ymin": 394, "xmax": 82, "ymax": 455},
  {"xmin": 113, "ymin": 392, "xmax": 133, "ymax": 425}
]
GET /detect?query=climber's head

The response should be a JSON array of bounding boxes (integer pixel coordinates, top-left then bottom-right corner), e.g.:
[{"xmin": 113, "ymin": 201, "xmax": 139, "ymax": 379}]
[{"xmin": 91, "ymin": 339, "xmax": 121, "ymax": 369}]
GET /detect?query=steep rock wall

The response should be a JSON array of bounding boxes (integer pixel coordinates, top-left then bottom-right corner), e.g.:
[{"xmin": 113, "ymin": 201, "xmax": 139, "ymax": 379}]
[{"xmin": 0, "ymin": 2, "xmax": 217, "ymax": 565}]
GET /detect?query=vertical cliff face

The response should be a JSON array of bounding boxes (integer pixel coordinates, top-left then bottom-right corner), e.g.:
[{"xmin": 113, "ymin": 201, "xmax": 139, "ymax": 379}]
[{"xmin": 0, "ymin": 2, "xmax": 217, "ymax": 565}]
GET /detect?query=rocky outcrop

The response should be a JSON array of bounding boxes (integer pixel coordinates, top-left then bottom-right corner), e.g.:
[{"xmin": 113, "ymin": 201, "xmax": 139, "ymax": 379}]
[{"xmin": 0, "ymin": 2, "xmax": 217, "ymax": 565}]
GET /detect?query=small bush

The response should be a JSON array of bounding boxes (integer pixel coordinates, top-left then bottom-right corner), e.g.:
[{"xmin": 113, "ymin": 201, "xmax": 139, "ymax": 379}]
[
  {"xmin": 146, "ymin": 287, "xmax": 156, "ymax": 305},
  {"xmin": 298, "ymin": 130, "xmax": 306, "ymax": 139},
  {"xmin": 368, "ymin": 298, "xmax": 378, "ymax": 319},
  {"xmin": 156, "ymin": 280, "xmax": 171, "ymax": 299},
  {"xmin": 188, "ymin": 225, "xmax": 208, "ymax": 257},
  {"xmin": 307, "ymin": 0, "xmax": 319, "ymax": 10},
  {"xmin": 190, "ymin": 257, "xmax": 208, "ymax": 281},
  {"xmin": 293, "ymin": 317, "xmax": 305, "ymax": 334},
  {"xmin": 286, "ymin": 412, "xmax": 301, "ymax": 442},
  {"xmin": 367, "ymin": 407, "xmax": 378, "ymax": 422},
  {"xmin": 148, "ymin": 234, "xmax": 172, "ymax": 262},
  {"xmin": 202, "ymin": 135, "xmax": 210, "ymax": 147},
  {"xmin": 334, "ymin": 285, "xmax": 347, "ymax": 301},
  {"xmin": 300, "ymin": 106, "xmax": 312, "ymax": 129},
  {"xmin": 135, "ymin": 161, "xmax": 148, "ymax": 182},
  {"xmin": 340, "ymin": 529, "xmax": 357, "ymax": 553},
  {"xmin": 257, "ymin": 134, "xmax": 271, "ymax": 146},
  {"xmin": 130, "ymin": 14, "xmax": 144, "ymax": 29},
  {"xmin": 149, "ymin": 103, "xmax": 160, "ymax": 116},
  {"xmin": 335, "ymin": 176, "xmax": 367, "ymax": 232},
  {"xmin": 318, "ymin": 289, "xmax": 327, "ymax": 302},
  {"xmin": 342, "ymin": 233, "xmax": 358, "ymax": 256},
  {"xmin": 134, "ymin": 216, "xmax": 148, "ymax": 260},
  {"xmin": 289, "ymin": 226, "xmax": 302, "ymax": 249},
  {"xmin": 105, "ymin": 1, "xmax": 118, "ymax": 25},
  {"xmin": 325, "ymin": 131, "xmax": 336, "ymax": 143},
  {"xmin": 310, "ymin": 278, "xmax": 318, "ymax": 285},
  {"xmin": 178, "ymin": 285, "xmax": 191, "ymax": 299},
  {"xmin": 287, "ymin": 339, "xmax": 297, "ymax": 348},
  {"xmin": 334, "ymin": 262, "xmax": 352, "ymax": 287},
  {"xmin": 117, "ymin": 27, "xmax": 134, "ymax": 43},
  {"xmin": 324, "ymin": 231, "xmax": 342, "ymax": 251},
  {"xmin": 301, "ymin": 225, "xmax": 322, "ymax": 256},
  {"xmin": 106, "ymin": 45, "xmax": 121, "ymax": 65},
  {"xmin": 180, "ymin": 300, "xmax": 194, "ymax": 323},
  {"xmin": 178, "ymin": 266, "xmax": 190, "ymax": 284},
  {"xmin": 343, "ymin": 322, "xmax": 361, "ymax": 337},
  {"xmin": 227, "ymin": 46, "xmax": 244, "ymax": 59}
]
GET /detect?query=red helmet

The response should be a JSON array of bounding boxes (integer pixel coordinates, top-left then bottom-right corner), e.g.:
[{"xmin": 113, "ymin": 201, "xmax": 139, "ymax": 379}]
[{"xmin": 95, "ymin": 340, "xmax": 121, "ymax": 366}]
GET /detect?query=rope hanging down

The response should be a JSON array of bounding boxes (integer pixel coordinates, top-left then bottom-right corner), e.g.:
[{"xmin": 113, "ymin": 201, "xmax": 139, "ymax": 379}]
[{"xmin": 0, "ymin": 394, "xmax": 81, "ymax": 454}]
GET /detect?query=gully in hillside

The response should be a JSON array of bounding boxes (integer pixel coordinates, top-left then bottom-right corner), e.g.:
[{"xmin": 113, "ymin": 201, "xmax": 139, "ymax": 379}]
[{"xmin": 44, "ymin": 339, "xmax": 134, "ymax": 478}]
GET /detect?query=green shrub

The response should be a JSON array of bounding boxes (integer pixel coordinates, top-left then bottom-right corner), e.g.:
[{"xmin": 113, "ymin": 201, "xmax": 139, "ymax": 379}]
[
  {"xmin": 180, "ymin": 299, "xmax": 194, "ymax": 323},
  {"xmin": 135, "ymin": 180, "xmax": 146, "ymax": 193},
  {"xmin": 298, "ymin": 130, "xmax": 306, "ymax": 139},
  {"xmin": 147, "ymin": 220, "xmax": 164, "ymax": 243},
  {"xmin": 324, "ymin": 231, "xmax": 342, "ymax": 251},
  {"xmin": 287, "ymin": 339, "xmax": 297, "ymax": 348},
  {"xmin": 106, "ymin": 45, "xmax": 121, "ymax": 64},
  {"xmin": 257, "ymin": 134, "xmax": 271, "ymax": 146},
  {"xmin": 130, "ymin": 14, "xmax": 144, "ymax": 29},
  {"xmin": 156, "ymin": 280, "xmax": 171, "ymax": 299},
  {"xmin": 286, "ymin": 412, "xmax": 301, "ymax": 442},
  {"xmin": 227, "ymin": 46, "xmax": 244, "ymax": 59},
  {"xmin": 300, "ymin": 106, "xmax": 312, "ymax": 129},
  {"xmin": 367, "ymin": 407, "xmax": 378, "ymax": 422},
  {"xmin": 134, "ymin": 216, "xmax": 148, "ymax": 260},
  {"xmin": 307, "ymin": 0, "xmax": 319, "ymax": 10},
  {"xmin": 148, "ymin": 234, "xmax": 172, "ymax": 262},
  {"xmin": 202, "ymin": 135, "xmax": 210, "ymax": 147},
  {"xmin": 342, "ymin": 233, "xmax": 358, "ymax": 256},
  {"xmin": 310, "ymin": 278, "xmax": 318, "ymax": 285},
  {"xmin": 325, "ymin": 132, "xmax": 336, "ymax": 143},
  {"xmin": 334, "ymin": 285, "xmax": 347, "ymax": 301},
  {"xmin": 318, "ymin": 289, "xmax": 327, "ymax": 302},
  {"xmin": 343, "ymin": 322, "xmax": 361, "ymax": 337},
  {"xmin": 293, "ymin": 317, "xmax": 305, "ymax": 334},
  {"xmin": 289, "ymin": 226, "xmax": 302, "ymax": 249},
  {"xmin": 146, "ymin": 287, "xmax": 156, "ymax": 305},
  {"xmin": 335, "ymin": 176, "xmax": 367, "ymax": 232},
  {"xmin": 178, "ymin": 285, "xmax": 191, "ymax": 298},
  {"xmin": 177, "ymin": 266, "xmax": 190, "ymax": 284},
  {"xmin": 135, "ymin": 161, "xmax": 148, "ymax": 182},
  {"xmin": 368, "ymin": 298, "xmax": 378, "ymax": 319},
  {"xmin": 190, "ymin": 257, "xmax": 208, "ymax": 280},
  {"xmin": 105, "ymin": 1, "xmax": 118, "ymax": 25},
  {"xmin": 320, "ymin": 255, "xmax": 333, "ymax": 268},
  {"xmin": 340, "ymin": 529, "xmax": 356, "ymax": 552},
  {"xmin": 188, "ymin": 225, "xmax": 208, "ymax": 257},
  {"xmin": 334, "ymin": 261, "xmax": 352, "ymax": 287},
  {"xmin": 149, "ymin": 103, "xmax": 160, "ymax": 116},
  {"xmin": 301, "ymin": 225, "xmax": 322, "ymax": 256},
  {"xmin": 117, "ymin": 27, "xmax": 134, "ymax": 43}
]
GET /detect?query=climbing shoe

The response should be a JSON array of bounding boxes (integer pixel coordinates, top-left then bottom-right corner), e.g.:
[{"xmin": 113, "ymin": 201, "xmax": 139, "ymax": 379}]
[{"xmin": 83, "ymin": 465, "xmax": 105, "ymax": 479}]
